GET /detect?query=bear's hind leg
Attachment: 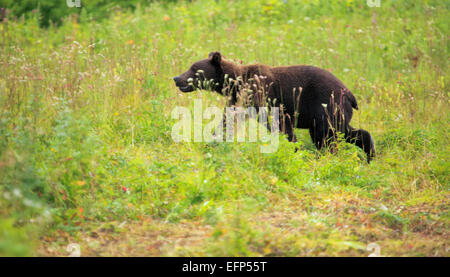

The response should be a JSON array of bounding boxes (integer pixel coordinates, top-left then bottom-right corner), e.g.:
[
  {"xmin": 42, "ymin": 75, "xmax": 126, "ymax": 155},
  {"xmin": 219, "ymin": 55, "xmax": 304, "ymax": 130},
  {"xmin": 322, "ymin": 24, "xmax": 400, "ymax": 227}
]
[{"xmin": 345, "ymin": 126, "xmax": 375, "ymax": 163}]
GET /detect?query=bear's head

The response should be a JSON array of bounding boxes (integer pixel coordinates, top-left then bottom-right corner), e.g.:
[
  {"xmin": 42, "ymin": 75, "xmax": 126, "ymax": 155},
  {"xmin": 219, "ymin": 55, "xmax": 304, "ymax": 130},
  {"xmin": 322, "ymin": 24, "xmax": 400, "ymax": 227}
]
[{"xmin": 173, "ymin": 52, "xmax": 224, "ymax": 93}]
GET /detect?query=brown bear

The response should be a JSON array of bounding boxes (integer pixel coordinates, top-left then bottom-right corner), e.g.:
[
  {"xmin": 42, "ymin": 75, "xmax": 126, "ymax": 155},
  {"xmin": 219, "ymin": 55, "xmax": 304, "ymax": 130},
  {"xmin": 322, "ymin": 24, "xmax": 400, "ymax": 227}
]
[{"xmin": 173, "ymin": 52, "xmax": 375, "ymax": 163}]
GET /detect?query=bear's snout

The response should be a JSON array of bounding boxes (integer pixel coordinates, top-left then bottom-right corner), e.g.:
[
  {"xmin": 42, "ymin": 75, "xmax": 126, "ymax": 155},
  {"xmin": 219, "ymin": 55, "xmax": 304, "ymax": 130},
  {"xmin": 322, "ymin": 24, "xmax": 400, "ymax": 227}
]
[
  {"xmin": 173, "ymin": 75, "xmax": 194, "ymax": 92},
  {"xmin": 173, "ymin": 76, "xmax": 182, "ymax": 86}
]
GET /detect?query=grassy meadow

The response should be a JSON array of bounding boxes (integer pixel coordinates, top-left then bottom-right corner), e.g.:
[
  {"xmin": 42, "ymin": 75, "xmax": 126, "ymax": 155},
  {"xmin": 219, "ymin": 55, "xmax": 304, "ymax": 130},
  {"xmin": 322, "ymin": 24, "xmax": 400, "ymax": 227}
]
[{"xmin": 0, "ymin": 0, "xmax": 448, "ymax": 256}]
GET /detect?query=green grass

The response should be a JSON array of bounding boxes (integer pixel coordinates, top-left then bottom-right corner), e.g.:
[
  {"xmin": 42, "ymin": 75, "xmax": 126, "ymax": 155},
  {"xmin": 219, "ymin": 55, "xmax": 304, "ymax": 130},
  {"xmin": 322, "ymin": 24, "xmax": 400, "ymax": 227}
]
[{"xmin": 0, "ymin": 0, "xmax": 448, "ymax": 257}]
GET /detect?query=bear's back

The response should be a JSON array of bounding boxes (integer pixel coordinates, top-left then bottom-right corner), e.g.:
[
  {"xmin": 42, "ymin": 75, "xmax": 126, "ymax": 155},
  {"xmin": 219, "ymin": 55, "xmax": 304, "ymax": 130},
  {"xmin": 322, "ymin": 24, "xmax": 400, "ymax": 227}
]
[{"xmin": 270, "ymin": 65, "xmax": 358, "ymax": 110}]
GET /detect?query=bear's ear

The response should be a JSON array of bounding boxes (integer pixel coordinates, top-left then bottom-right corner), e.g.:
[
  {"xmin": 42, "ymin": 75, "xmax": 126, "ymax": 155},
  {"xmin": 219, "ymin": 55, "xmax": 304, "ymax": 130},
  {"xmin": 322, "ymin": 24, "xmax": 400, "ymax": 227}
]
[{"xmin": 208, "ymin": 51, "xmax": 222, "ymax": 66}]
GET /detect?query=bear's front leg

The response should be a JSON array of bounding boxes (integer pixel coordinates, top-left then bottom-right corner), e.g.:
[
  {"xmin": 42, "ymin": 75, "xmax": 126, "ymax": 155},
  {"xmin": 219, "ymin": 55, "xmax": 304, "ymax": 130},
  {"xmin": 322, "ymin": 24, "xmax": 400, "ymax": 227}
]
[
  {"xmin": 281, "ymin": 113, "xmax": 297, "ymax": 143},
  {"xmin": 213, "ymin": 94, "xmax": 237, "ymax": 139},
  {"xmin": 309, "ymin": 117, "xmax": 329, "ymax": 150},
  {"xmin": 212, "ymin": 105, "xmax": 231, "ymax": 140}
]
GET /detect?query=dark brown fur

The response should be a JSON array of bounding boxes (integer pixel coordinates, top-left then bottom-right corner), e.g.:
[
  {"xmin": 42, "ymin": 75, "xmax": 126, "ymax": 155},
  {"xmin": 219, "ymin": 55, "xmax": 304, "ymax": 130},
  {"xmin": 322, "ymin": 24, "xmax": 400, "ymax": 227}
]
[{"xmin": 174, "ymin": 52, "xmax": 375, "ymax": 162}]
